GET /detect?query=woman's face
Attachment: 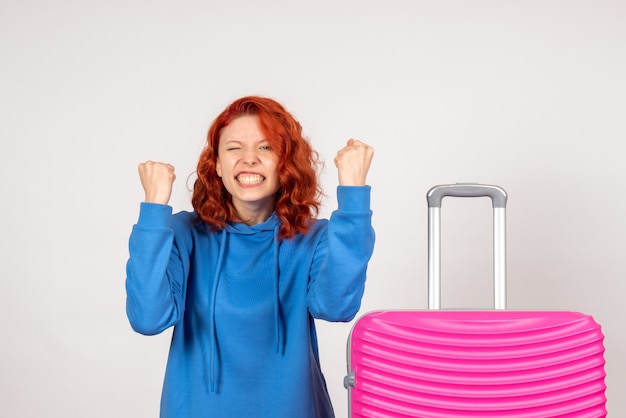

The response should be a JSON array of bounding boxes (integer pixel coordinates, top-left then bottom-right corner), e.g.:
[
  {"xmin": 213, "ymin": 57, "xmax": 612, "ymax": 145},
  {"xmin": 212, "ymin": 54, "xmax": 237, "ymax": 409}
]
[{"xmin": 216, "ymin": 114, "xmax": 280, "ymax": 222}]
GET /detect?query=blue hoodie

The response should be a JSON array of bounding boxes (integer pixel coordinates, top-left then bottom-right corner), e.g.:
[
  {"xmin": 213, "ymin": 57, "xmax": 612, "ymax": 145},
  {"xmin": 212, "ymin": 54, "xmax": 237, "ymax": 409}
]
[{"xmin": 126, "ymin": 186, "xmax": 374, "ymax": 417}]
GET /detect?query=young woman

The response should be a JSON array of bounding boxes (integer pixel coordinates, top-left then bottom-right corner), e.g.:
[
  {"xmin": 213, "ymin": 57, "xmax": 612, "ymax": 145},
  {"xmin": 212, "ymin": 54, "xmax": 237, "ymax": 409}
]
[{"xmin": 125, "ymin": 96, "xmax": 375, "ymax": 417}]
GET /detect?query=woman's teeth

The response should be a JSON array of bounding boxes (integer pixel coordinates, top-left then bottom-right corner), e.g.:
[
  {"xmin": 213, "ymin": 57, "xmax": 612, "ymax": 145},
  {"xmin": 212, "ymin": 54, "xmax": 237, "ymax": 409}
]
[{"xmin": 237, "ymin": 174, "xmax": 264, "ymax": 185}]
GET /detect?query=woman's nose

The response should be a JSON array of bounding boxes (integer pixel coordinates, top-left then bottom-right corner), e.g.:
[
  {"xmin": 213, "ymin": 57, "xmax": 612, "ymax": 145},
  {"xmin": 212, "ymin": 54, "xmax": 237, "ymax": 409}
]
[{"xmin": 242, "ymin": 148, "xmax": 259, "ymax": 164}]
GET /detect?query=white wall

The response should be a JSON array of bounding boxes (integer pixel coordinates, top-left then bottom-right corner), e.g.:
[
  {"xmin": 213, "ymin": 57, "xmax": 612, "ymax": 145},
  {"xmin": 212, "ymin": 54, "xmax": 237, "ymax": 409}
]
[{"xmin": 1, "ymin": 0, "xmax": 624, "ymax": 416}]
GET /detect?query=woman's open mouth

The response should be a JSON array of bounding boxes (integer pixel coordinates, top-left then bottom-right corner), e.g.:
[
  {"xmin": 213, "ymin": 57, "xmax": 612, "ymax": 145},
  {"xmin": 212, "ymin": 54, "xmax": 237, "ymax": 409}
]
[{"xmin": 236, "ymin": 173, "xmax": 265, "ymax": 185}]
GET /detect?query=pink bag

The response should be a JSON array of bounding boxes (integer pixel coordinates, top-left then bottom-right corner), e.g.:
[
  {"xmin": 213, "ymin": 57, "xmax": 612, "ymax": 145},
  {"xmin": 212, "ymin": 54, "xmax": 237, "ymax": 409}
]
[{"xmin": 345, "ymin": 184, "xmax": 607, "ymax": 417}]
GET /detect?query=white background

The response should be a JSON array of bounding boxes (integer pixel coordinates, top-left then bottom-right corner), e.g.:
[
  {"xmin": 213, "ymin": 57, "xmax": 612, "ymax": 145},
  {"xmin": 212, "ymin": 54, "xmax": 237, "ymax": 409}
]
[{"xmin": 1, "ymin": 0, "xmax": 624, "ymax": 416}]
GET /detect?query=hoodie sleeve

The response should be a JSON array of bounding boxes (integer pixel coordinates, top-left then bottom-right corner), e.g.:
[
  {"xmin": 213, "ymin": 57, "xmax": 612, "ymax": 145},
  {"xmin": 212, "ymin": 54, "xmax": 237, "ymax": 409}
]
[
  {"xmin": 307, "ymin": 186, "xmax": 375, "ymax": 322},
  {"xmin": 125, "ymin": 202, "xmax": 188, "ymax": 335}
]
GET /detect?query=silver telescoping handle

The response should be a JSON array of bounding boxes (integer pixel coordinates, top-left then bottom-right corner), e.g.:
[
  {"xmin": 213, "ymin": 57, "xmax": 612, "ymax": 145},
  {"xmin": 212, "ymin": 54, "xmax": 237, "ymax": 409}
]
[{"xmin": 427, "ymin": 183, "xmax": 508, "ymax": 310}]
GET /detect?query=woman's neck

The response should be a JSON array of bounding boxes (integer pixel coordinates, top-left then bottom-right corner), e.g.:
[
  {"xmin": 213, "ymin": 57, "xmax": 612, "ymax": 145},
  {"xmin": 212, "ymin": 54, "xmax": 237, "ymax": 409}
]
[{"xmin": 233, "ymin": 200, "xmax": 275, "ymax": 226}]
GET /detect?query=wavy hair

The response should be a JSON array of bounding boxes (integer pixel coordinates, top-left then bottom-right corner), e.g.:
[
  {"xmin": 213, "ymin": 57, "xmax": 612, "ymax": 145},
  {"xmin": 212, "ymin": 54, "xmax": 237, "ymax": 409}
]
[{"xmin": 192, "ymin": 96, "xmax": 322, "ymax": 239}]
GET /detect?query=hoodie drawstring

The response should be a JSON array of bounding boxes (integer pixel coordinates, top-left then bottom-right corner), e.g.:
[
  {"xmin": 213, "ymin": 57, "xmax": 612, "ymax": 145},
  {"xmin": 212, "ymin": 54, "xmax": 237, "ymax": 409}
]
[
  {"xmin": 208, "ymin": 230, "xmax": 228, "ymax": 393},
  {"xmin": 273, "ymin": 225, "xmax": 284, "ymax": 354}
]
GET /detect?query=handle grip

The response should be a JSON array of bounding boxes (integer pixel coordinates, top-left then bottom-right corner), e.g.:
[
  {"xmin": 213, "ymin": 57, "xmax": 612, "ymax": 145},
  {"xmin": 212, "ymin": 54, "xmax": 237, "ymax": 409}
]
[{"xmin": 427, "ymin": 183, "xmax": 508, "ymax": 208}]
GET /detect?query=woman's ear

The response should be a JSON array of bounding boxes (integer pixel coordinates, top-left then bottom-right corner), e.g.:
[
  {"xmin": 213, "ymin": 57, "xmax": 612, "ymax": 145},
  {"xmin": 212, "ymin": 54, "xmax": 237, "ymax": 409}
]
[{"xmin": 216, "ymin": 160, "xmax": 222, "ymax": 177}]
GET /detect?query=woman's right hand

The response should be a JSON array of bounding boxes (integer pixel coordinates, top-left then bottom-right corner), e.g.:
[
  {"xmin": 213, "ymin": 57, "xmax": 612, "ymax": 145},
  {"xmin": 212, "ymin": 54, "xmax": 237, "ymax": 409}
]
[{"xmin": 138, "ymin": 161, "xmax": 176, "ymax": 204}]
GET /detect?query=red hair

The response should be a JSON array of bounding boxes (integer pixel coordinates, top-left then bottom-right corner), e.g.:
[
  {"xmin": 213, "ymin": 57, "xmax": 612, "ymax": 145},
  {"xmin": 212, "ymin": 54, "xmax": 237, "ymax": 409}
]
[{"xmin": 192, "ymin": 96, "xmax": 322, "ymax": 239}]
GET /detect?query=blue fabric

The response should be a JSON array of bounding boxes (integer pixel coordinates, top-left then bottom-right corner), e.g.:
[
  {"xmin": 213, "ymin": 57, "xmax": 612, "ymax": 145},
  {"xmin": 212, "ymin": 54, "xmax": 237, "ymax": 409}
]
[{"xmin": 125, "ymin": 186, "xmax": 375, "ymax": 418}]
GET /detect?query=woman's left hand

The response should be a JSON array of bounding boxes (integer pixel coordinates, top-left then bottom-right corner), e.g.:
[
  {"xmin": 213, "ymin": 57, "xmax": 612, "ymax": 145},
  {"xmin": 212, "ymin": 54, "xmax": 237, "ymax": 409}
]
[{"xmin": 334, "ymin": 139, "xmax": 374, "ymax": 186}]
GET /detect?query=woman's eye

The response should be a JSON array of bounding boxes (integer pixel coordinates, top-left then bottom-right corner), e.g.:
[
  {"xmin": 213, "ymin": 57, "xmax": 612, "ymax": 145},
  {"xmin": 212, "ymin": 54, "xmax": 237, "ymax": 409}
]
[{"xmin": 260, "ymin": 145, "xmax": 271, "ymax": 151}]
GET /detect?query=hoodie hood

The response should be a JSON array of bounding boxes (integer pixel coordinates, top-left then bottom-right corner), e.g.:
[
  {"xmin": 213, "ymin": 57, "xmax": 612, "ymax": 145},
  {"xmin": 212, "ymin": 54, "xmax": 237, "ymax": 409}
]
[
  {"xmin": 207, "ymin": 213, "xmax": 284, "ymax": 392},
  {"xmin": 224, "ymin": 213, "xmax": 280, "ymax": 235}
]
